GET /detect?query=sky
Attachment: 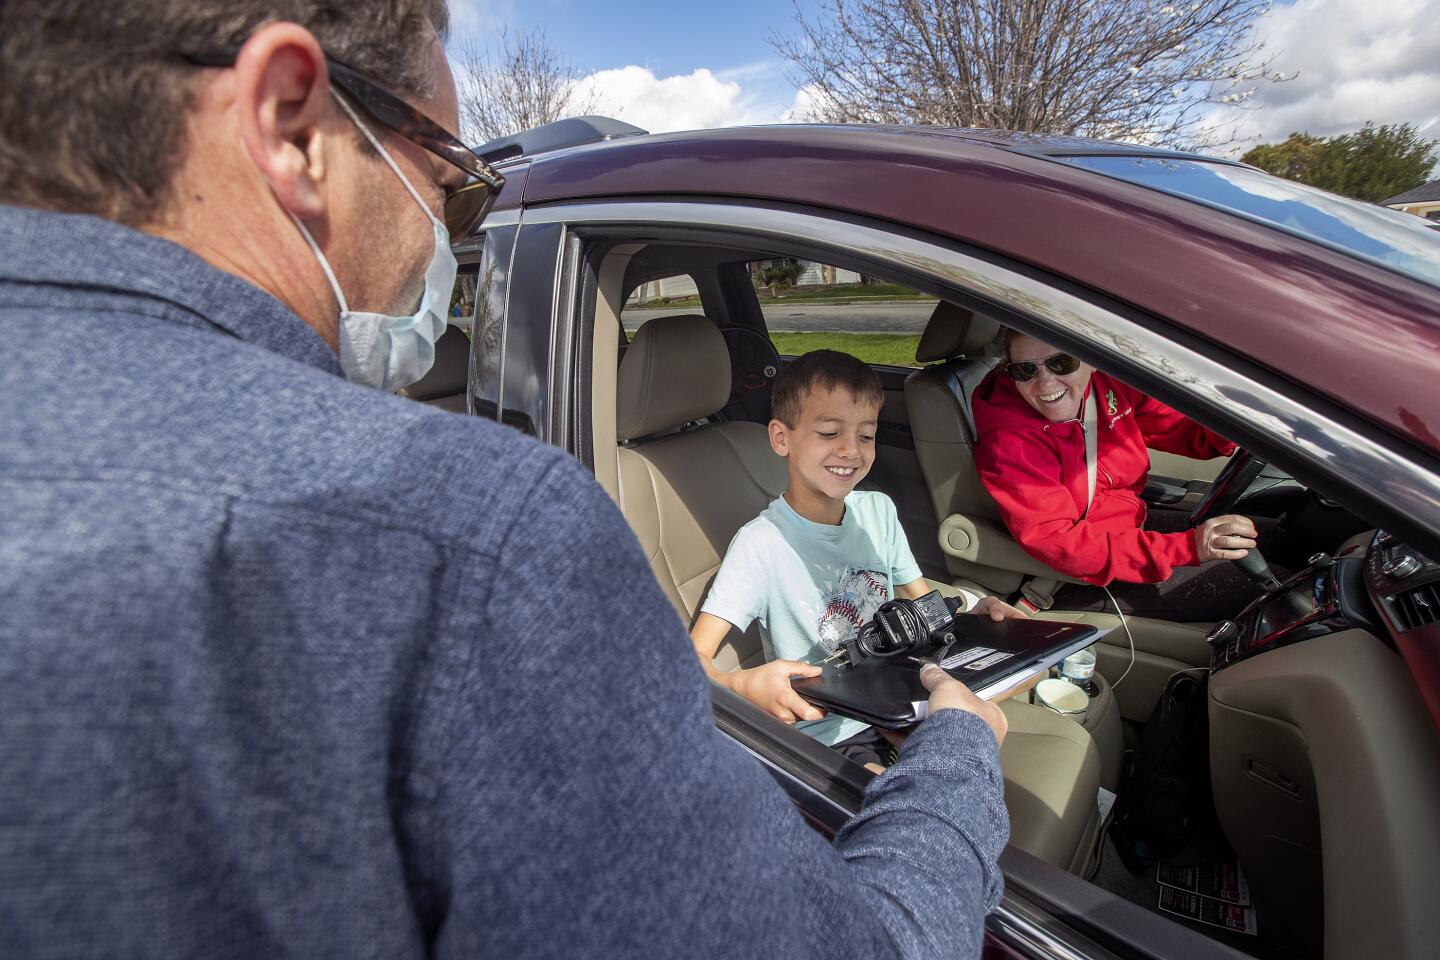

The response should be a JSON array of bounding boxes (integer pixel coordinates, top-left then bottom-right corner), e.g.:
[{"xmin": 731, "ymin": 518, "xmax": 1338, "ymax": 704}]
[{"xmin": 448, "ymin": 0, "xmax": 1440, "ymax": 158}]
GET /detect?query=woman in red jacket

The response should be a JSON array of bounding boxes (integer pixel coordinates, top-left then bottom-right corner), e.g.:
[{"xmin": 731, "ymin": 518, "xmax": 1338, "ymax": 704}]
[{"xmin": 973, "ymin": 330, "xmax": 1267, "ymax": 621}]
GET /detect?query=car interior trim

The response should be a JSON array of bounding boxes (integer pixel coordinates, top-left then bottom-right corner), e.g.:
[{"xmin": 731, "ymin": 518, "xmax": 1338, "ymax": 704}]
[{"xmin": 986, "ymin": 888, "xmax": 1128, "ymax": 960}]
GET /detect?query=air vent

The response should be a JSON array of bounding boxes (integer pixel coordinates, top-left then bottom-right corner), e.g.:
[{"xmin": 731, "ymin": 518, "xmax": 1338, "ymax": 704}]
[{"xmin": 1392, "ymin": 581, "xmax": 1440, "ymax": 632}]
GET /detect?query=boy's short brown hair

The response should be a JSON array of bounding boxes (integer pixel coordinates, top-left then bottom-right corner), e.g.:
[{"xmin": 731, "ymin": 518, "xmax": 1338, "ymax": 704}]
[{"xmin": 771, "ymin": 350, "xmax": 884, "ymax": 428}]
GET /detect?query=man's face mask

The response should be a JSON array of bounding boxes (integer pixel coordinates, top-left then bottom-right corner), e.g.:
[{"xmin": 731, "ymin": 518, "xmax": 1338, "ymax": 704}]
[{"xmin": 287, "ymin": 93, "xmax": 457, "ymax": 392}]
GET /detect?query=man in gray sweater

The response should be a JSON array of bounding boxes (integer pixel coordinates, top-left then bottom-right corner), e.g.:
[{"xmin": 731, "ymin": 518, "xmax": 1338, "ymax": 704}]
[{"xmin": 0, "ymin": 2, "xmax": 1010, "ymax": 957}]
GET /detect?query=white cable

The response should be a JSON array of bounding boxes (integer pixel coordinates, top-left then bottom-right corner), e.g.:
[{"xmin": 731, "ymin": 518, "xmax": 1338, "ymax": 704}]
[{"xmin": 1103, "ymin": 585, "xmax": 1136, "ymax": 689}]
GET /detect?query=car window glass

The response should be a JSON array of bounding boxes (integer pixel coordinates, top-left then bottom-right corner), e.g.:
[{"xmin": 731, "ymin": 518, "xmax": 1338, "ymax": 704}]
[
  {"xmin": 747, "ymin": 258, "xmax": 934, "ymax": 368},
  {"xmin": 622, "ymin": 274, "xmax": 703, "ymax": 339},
  {"xmin": 450, "ymin": 262, "xmax": 479, "ymax": 336},
  {"xmin": 1056, "ymin": 155, "xmax": 1440, "ymax": 287}
]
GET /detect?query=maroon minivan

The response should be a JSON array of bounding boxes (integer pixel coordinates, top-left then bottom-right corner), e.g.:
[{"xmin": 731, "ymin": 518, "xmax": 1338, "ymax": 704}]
[{"xmin": 416, "ymin": 118, "xmax": 1440, "ymax": 960}]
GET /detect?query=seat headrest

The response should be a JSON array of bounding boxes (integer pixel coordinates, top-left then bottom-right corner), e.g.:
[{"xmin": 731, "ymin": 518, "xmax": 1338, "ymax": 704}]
[
  {"xmin": 617, "ymin": 314, "xmax": 731, "ymax": 441},
  {"xmin": 915, "ymin": 301, "xmax": 1001, "ymax": 363},
  {"xmin": 403, "ymin": 324, "xmax": 469, "ymax": 401}
]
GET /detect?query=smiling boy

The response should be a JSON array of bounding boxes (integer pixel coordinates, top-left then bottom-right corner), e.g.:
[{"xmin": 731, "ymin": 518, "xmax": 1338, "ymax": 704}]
[{"xmin": 690, "ymin": 350, "xmax": 1018, "ymax": 771}]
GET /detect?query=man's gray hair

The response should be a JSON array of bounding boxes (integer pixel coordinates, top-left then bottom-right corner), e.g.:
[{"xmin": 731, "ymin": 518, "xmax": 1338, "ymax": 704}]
[{"xmin": 0, "ymin": 1, "xmax": 450, "ymax": 225}]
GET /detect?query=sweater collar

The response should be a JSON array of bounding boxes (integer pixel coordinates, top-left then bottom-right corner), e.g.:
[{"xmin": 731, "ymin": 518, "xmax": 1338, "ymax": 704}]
[{"xmin": 0, "ymin": 205, "xmax": 341, "ymax": 377}]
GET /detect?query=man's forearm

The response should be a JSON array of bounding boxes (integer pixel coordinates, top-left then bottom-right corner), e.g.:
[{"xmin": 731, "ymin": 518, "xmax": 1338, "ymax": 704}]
[{"xmin": 832, "ymin": 708, "xmax": 1009, "ymax": 957}]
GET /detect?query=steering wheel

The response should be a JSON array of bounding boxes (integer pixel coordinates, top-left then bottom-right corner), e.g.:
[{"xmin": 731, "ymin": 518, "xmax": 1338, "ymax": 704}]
[
  {"xmin": 1188, "ymin": 447, "xmax": 1267, "ymax": 525},
  {"xmin": 1187, "ymin": 447, "xmax": 1282, "ymax": 589}
]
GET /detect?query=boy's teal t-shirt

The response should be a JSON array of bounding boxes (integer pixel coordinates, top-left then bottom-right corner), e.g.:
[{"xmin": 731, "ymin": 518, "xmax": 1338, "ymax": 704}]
[{"xmin": 700, "ymin": 490, "xmax": 924, "ymax": 746}]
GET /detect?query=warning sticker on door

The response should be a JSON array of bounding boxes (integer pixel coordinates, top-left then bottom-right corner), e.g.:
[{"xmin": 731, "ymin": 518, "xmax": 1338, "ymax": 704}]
[{"xmin": 963, "ymin": 651, "xmax": 1015, "ymax": 671}]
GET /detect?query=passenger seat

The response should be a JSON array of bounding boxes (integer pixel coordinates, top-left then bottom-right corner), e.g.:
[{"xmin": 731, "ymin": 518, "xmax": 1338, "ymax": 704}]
[
  {"xmin": 615, "ymin": 315, "xmax": 784, "ymax": 669},
  {"xmin": 614, "ymin": 314, "xmax": 1103, "ymax": 873}
]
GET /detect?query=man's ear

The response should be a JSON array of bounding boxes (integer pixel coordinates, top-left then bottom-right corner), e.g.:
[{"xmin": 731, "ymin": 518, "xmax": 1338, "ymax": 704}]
[
  {"xmin": 768, "ymin": 419, "xmax": 789, "ymax": 457},
  {"xmin": 232, "ymin": 22, "xmax": 335, "ymax": 221}
]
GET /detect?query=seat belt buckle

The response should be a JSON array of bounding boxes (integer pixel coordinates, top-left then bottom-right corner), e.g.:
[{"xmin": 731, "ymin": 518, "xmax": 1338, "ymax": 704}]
[{"xmin": 1020, "ymin": 582, "xmax": 1056, "ymax": 612}]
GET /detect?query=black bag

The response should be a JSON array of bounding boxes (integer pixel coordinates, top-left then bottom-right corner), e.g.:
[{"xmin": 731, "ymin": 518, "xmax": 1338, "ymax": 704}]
[{"xmin": 1110, "ymin": 670, "xmax": 1211, "ymax": 870}]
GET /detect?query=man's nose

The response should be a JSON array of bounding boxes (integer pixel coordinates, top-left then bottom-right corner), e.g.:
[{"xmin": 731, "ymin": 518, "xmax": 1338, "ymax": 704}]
[{"xmin": 837, "ymin": 433, "xmax": 860, "ymax": 458}]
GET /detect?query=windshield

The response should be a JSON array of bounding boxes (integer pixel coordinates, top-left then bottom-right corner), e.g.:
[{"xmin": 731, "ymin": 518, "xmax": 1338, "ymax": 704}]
[{"xmin": 1055, "ymin": 155, "xmax": 1440, "ymax": 288}]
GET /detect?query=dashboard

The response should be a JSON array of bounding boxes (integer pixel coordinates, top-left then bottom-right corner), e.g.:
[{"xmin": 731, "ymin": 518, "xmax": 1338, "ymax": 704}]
[{"xmin": 1206, "ymin": 530, "xmax": 1438, "ymax": 672}]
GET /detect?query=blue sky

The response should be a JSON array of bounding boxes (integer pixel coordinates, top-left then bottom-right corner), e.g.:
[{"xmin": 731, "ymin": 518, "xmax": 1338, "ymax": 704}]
[
  {"xmin": 447, "ymin": 0, "xmax": 1439, "ymax": 153},
  {"xmin": 498, "ymin": 0, "xmax": 815, "ymax": 78},
  {"xmin": 450, "ymin": 0, "xmax": 821, "ymax": 127}
]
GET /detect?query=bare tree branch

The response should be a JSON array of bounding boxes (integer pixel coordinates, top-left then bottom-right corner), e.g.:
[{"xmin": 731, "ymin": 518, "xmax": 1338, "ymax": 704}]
[
  {"xmin": 771, "ymin": 0, "xmax": 1292, "ymax": 149},
  {"xmin": 452, "ymin": 27, "xmax": 602, "ymax": 145}
]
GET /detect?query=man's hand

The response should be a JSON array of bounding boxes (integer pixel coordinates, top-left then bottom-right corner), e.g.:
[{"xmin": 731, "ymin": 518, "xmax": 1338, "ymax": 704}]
[
  {"xmin": 721, "ymin": 660, "xmax": 825, "ymax": 724},
  {"xmin": 968, "ymin": 595, "xmax": 1027, "ymax": 621},
  {"xmin": 1194, "ymin": 514, "xmax": 1258, "ymax": 562},
  {"xmin": 919, "ymin": 663, "xmax": 1008, "ymax": 746}
]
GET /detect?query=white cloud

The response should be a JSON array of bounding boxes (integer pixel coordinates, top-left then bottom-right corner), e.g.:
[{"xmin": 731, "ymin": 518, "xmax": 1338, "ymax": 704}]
[
  {"xmin": 573, "ymin": 65, "xmax": 779, "ymax": 133},
  {"xmin": 1205, "ymin": 0, "xmax": 1440, "ymax": 155},
  {"xmin": 779, "ymin": 84, "xmax": 827, "ymax": 123},
  {"xmin": 445, "ymin": 0, "xmax": 512, "ymax": 41}
]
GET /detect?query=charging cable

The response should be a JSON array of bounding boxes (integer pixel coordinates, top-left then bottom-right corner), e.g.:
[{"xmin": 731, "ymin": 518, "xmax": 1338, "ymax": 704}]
[{"xmin": 1103, "ymin": 585, "xmax": 1136, "ymax": 689}]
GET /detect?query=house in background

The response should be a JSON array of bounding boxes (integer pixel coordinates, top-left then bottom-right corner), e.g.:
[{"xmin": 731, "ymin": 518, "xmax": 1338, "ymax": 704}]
[
  {"xmin": 626, "ymin": 259, "xmax": 868, "ymax": 305},
  {"xmin": 1383, "ymin": 179, "xmax": 1440, "ymax": 221},
  {"xmin": 628, "ymin": 274, "xmax": 699, "ymax": 302}
]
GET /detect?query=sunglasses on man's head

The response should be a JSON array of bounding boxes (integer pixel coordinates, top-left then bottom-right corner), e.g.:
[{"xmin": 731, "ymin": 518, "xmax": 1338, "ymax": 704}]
[
  {"xmin": 182, "ymin": 47, "xmax": 505, "ymax": 243},
  {"xmin": 1003, "ymin": 353, "xmax": 1082, "ymax": 383}
]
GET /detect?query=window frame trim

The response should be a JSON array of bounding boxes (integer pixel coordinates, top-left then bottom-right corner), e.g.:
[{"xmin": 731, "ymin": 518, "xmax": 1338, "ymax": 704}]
[{"xmin": 541, "ymin": 199, "xmax": 1440, "ymax": 559}]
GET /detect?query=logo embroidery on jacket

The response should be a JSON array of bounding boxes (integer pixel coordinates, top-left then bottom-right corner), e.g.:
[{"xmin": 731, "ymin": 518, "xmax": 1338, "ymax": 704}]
[{"xmin": 1104, "ymin": 389, "xmax": 1134, "ymax": 429}]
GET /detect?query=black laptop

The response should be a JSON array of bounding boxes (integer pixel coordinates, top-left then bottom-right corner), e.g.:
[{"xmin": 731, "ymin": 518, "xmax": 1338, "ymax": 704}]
[{"xmin": 791, "ymin": 617, "xmax": 1100, "ymax": 730}]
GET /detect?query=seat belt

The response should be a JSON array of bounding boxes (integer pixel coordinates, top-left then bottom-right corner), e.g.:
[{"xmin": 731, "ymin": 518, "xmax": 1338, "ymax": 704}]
[{"xmin": 1020, "ymin": 389, "xmax": 1098, "ymax": 612}]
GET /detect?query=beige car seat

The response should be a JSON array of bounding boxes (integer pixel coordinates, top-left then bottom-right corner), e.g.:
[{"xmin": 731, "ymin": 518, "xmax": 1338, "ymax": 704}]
[
  {"xmin": 614, "ymin": 313, "xmax": 1103, "ymax": 873},
  {"xmin": 902, "ymin": 302, "xmax": 1078, "ymax": 597}
]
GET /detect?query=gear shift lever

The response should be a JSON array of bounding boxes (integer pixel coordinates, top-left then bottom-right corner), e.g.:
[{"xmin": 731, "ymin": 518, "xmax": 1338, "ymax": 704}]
[{"xmin": 1233, "ymin": 548, "xmax": 1283, "ymax": 593}]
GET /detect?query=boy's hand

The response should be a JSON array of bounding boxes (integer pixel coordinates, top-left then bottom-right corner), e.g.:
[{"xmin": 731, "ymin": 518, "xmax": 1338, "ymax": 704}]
[
  {"xmin": 968, "ymin": 595, "xmax": 1027, "ymax": 621},
  {"xmin": 723, "ymin": 660, "xmax": 826, "ymax": 724},
  {"xmin": 919, "ymin": 663, "xmax": 1008, "ymax": 746}
]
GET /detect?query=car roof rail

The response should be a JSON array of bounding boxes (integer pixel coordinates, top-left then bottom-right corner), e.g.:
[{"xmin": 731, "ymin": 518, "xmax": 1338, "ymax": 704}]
[{"xmin": 475, "ymin": 116, "xmax": 649, "ymax": 165}]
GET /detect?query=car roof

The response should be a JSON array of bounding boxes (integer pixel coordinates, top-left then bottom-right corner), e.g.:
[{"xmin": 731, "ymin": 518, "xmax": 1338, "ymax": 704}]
[{"xmin": 496, "ymin": 123, "xmax": 1440, "ymax": 459}]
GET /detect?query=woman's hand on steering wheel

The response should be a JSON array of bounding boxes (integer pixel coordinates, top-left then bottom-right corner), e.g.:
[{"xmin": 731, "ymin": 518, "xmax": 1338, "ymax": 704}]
[{"xmin": 1194, "ymin": 514, "xmax": 1259, "ymax": 562}]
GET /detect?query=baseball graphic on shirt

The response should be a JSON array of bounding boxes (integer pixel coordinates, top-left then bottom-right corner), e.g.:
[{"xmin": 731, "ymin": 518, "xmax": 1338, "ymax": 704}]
[{"xmin": 816, "ymin": 568, "xmax": 889, "ymax": 653}]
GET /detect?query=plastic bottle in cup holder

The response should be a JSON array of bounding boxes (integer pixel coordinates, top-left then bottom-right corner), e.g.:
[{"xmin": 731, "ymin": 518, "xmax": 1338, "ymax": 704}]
[{"xmin": 1060, "ymin": 646, "xmax": 1099, "ymax": 697}]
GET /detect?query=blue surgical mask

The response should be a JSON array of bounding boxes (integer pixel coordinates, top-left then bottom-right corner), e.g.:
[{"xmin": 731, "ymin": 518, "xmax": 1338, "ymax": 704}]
[{"xmin": 287, "ymin": 93, "xmax": 458, "ymax": 392}]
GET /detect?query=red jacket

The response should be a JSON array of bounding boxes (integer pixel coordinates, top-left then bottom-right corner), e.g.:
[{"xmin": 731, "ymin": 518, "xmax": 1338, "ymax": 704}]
[{"xmin": 972, "ymin": 369, "xmax": 1236, "ymax": 586}]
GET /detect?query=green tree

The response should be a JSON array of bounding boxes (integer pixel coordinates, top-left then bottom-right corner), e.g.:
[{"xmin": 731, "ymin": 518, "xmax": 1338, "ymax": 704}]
[
  {"xmin": 1241, "ymin": 133, "xmax": 1323, "ymax": 182},
  {"xmin": 1243, "ymin": 123, "xmax": 1438, "ymax": 203},
  {"xmin": 757, "ymin": 261, "xmax": 804, "ymax": 289}
]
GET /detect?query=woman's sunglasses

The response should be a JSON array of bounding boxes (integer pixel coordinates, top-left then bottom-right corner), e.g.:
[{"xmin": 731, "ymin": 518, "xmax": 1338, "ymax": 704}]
[
  {"xmin": 1003, "ymin": 353, "xmax": 1082, "ymax": 383},
  {"xmin": 182, "ymin": 48, "xmax": 505, "ymax": 243}
]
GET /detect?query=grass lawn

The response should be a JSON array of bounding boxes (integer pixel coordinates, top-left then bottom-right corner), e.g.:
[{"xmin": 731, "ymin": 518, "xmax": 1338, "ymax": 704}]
[
  {"xmin": 629, "ymin": 283, "xmax": 936, "ymax": 311},
  {"xmin": 763, "ymin": 283, "xmax": 931, "ymax": 304},
  {"xmin": 770, "ymin": 332, "xmax": 923, "ymax": 368}
]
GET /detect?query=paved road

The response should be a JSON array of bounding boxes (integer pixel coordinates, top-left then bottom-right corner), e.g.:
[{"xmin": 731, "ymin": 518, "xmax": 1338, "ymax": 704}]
[{"xmin": 625, "ymin": 299, "xmax": 937, "ymax": 333}]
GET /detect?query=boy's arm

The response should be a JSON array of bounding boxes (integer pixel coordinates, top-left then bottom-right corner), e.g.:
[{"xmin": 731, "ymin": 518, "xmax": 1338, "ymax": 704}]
[
  {"xmin": 884, "ymin": 499, "xmax": 1020, "ymax": 621},
  {"xmin": 689, "ymin": 612, "xmax": 737, "ymax": 680},
  {"xmin": 690, "ymin": 612, "xmax": 824, "ymax": 724}
]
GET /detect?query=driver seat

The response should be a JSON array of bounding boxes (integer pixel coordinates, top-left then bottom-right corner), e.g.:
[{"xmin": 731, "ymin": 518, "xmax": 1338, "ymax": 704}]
[{"xmin": 903, "ymin": 302, "xmax": 1077, "ymax": 598}]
